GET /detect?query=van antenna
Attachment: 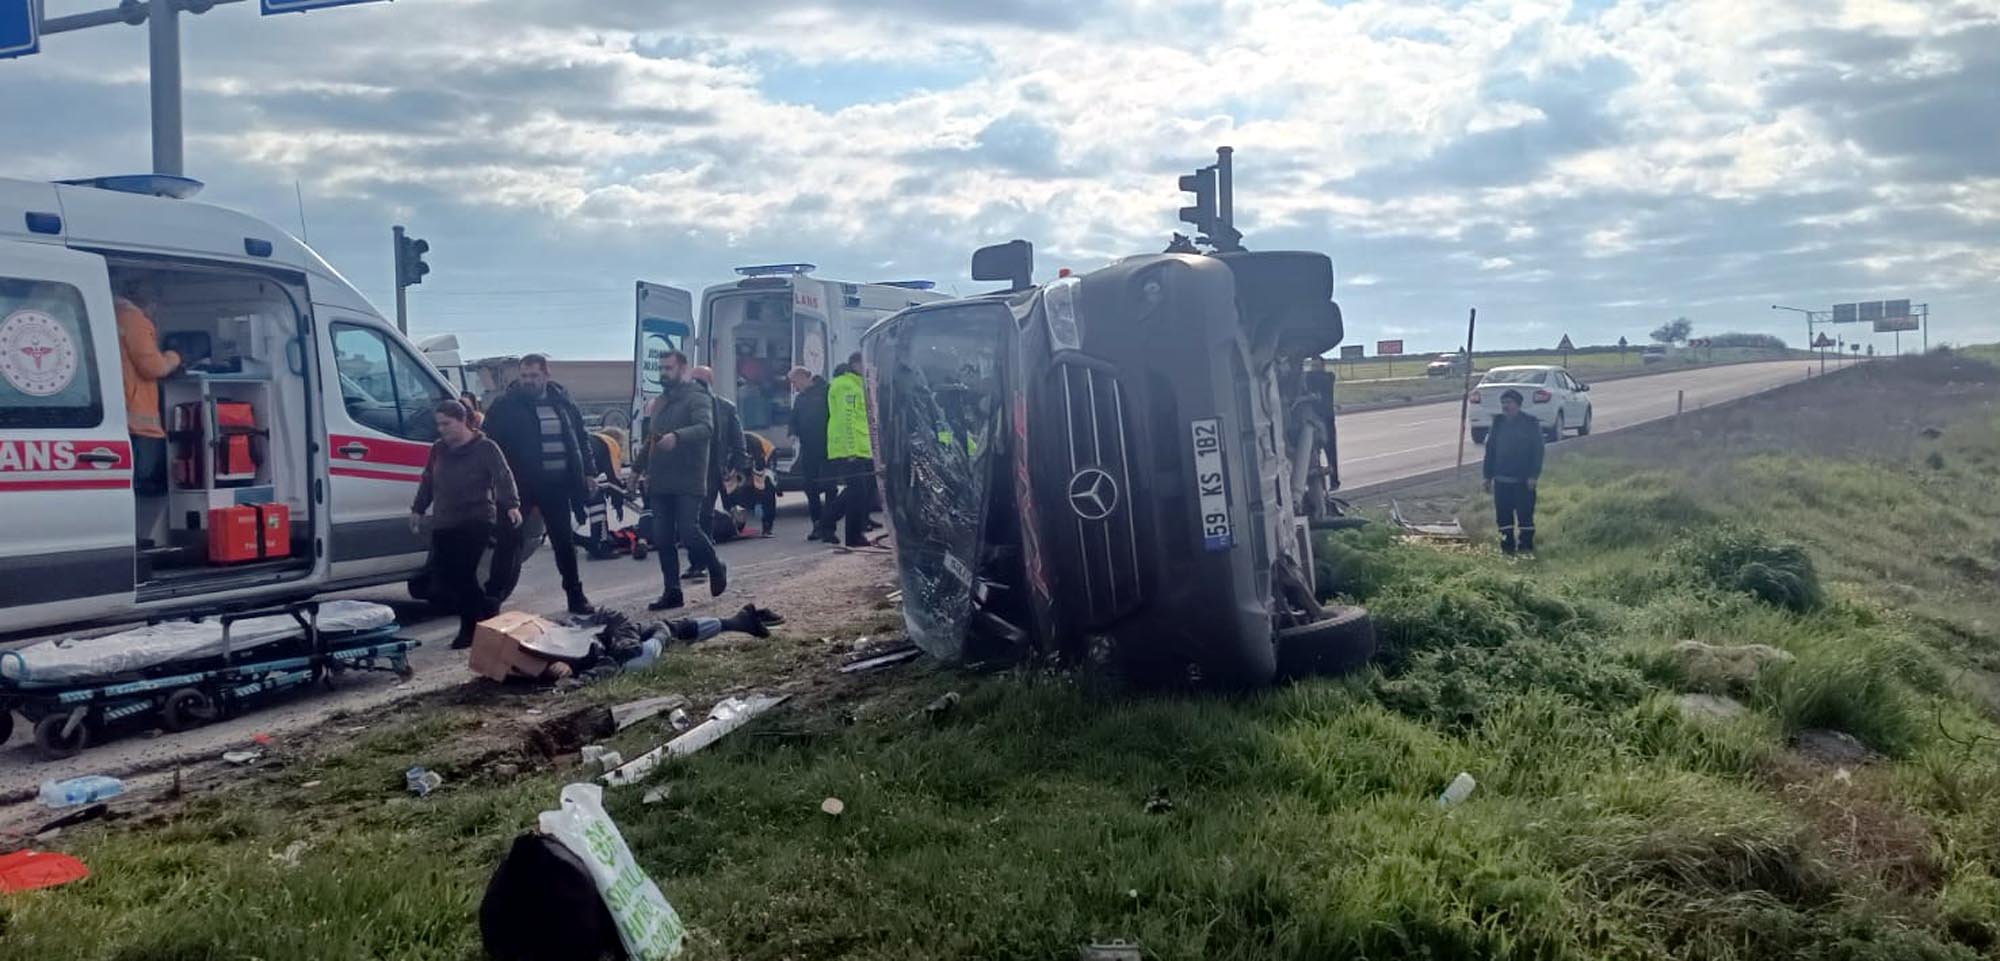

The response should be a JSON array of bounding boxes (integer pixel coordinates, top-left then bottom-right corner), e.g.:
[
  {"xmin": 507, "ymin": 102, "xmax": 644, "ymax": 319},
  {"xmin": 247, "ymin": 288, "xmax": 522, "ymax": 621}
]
[{"xmin": 294, "ymin": 180, "xmax": 311, "ymax": 245}]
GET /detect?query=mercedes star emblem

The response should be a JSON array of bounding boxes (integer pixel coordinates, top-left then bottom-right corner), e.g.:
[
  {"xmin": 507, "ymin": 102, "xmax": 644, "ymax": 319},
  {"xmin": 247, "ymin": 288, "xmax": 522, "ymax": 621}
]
[{"xmin": 1066, "ymin": 467, "xmax": 1119, "ymax": 521}]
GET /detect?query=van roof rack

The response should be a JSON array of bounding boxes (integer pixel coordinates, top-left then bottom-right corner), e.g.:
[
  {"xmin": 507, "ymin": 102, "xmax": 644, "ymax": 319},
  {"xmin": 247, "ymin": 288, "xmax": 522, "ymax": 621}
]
[
  {"xmin": 56, "ymin": 174, "xmax": 205, "ymax": 199},
  {"xmin": 873, "ymin": 280, "xmax": 936, "ymax": 290},
  {"xmin": 734, "ymin": 263, "xmax": 816, "ymax": 277}
]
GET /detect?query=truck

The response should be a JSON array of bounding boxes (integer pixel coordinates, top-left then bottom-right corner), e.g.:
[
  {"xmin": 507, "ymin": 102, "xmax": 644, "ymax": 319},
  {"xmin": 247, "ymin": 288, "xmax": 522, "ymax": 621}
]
[{"xmin": 861, "ymin": 151, "xmax": 1373, "ymax": 687}]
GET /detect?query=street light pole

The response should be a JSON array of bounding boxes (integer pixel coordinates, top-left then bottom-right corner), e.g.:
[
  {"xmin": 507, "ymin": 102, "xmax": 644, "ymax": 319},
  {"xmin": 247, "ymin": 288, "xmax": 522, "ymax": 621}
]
[
  {"xmin": 1770, "ymin": 304, "xmax": 1819, "ymax": 355},
  {"xmin": 147, "ymin": 0, "xmax": 182, "ymax": 176}
]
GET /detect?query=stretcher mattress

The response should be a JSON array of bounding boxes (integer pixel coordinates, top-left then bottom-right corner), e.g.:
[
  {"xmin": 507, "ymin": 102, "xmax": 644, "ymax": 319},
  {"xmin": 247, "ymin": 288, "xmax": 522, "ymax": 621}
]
[{"xmin": 1, "ymin": 601, "xmax": 397, "ymax": 686}]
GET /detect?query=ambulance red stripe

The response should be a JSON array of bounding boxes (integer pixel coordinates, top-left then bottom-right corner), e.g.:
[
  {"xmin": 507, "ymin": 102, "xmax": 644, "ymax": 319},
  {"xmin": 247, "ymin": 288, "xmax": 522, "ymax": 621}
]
[
  {"xmin": 0, "ymin": 478, "xmax": 132, "ymax": 492},
  {"xmin": 330, "ymin": 465, "xmax": 423, "ymax": 484}
]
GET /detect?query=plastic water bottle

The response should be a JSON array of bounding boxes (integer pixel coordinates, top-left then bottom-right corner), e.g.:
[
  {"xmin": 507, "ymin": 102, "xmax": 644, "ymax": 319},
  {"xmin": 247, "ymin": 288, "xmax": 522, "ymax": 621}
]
[
  {"xmin": 1437, "ymin": 772, "xmax": 1477, "ymax": 809},
  {"xmin": 39, "ymin": 775, "xmax": 126, "ymax": 809},
  {"xmin": 405, "ymin": 766, "xmax": 442, "ymax": 798}
]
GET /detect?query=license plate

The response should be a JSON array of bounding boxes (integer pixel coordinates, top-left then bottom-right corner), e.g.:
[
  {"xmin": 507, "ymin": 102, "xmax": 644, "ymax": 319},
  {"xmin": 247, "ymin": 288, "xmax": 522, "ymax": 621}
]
[{"xmin": 1190, "ymin": 417, "xmax": 1233, "ymax": 552}]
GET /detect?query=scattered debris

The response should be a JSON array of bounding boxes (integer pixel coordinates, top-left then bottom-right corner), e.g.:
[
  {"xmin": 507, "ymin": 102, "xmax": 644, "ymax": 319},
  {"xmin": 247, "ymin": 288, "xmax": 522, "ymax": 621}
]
[
  {"xmin": 642, "ymin": 786, "xmax": 671, "ymax": 806},
  {"xmin": 604, "ymin": 695, "xmax": 789, "ymax": 787},
  {"xmin": 1080, "ymin": 940, "xmax": 1144, "ymax": 961},
  {"xmin": 580, "ymin": 745, "xmax": 610, "ymax": 765},
  {"xmin": 668, "ymin": 708, "xmax": 691, "ymax": 732},
  {"xmin": 1391, "ymin": 500, "xmax": 1467, "ymax": 540},
  {"xmin": 270, "ymin": 839, "xmax": 309, "ymax": 869},
  {"xmin": 1833, "ymin": 767, "xmax": 1854, "ymax": 787},
  {"xmin": 611, "ymin": 694, "xmax": 692, "ymax": 731},
  {"xmin": 820, "ymin": 797, "xmax": 846, "ymax": 817},
  {"xmin": 524, "ymin": 708, "xmax": 544, "ymax": 716},
  {"xmin": 1143, "ymin": 786, "xmax": 1174, "ymax": 815},
  {"xmin": 301, "ymin": 780, "xmax": 322, "ymax": 789},
  {"xmin": 1794, "ymin": 729, "xmax": 1877, "ymax": 766},
  {"xmin": 250, "ymin": 732, "xmax": 275, "ymax": 746},
  {"xmin": 481, "ymin": 784, "xmax": 687, "ymax": 960},
  {"xmin": 221, "ymin": 750, "xmax": 261, "ymax": 766},
  {"xmin": 0, "ymin": 850, "xmax": 90, "ymax": 893},
  {"xmin": 1675, "ymin": 692, "xmax": 1748, "ymax": 720},
  {"xmin": 38, "ymin": 774, "xmax": 125, "ymax": 809},
  {"xmin": 923, "ymin": 691, "xmax": 961, "ymax": 722},
  {"xmin": 886, "ymin": 590, "xmax": 904, "ymax": 603},
  {"xmin": 838, "ymin": 644, "xmax": 923, "ymax": 674},
  {"xmin": 527, "ymin": 704, "xmax": 616, "ymax": 759},
  {"xmin": 492, "ymin": 764, "xmax": 520, "ymax": 780},
  {"xmin": 1438, "ymin": 772, "xmax": 1477, "ymax": 808},
  {"xmin": 36, "ymin": 803, "xmax": 111, "ymax": 836},
  {"xmin": 406, "ymin": 766, "xmax": 443, "ymax": 797},
  {"xmin": 595, "ymin": 751, "xmax": 623, "ymax": 772},
  {"xmin": 1673, "ymin": 640, "xmax": 1795, "ymax": 690}
]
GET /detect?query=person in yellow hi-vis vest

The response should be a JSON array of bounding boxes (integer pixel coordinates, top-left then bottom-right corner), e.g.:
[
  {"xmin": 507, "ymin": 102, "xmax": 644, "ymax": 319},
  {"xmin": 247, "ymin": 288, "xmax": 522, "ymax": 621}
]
[
  {"xmin": 816, "ymin": 353, "xmax": 876, "ymax": 548},
  {"xmin": 115, "ymin": 283, "xmax": 184, "ymax": 497}
]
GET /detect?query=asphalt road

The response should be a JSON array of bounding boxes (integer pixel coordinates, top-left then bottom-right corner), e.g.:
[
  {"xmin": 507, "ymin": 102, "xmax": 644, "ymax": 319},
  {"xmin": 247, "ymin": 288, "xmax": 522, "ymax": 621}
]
[
  {"xmin": 1337, "ymin": 360, "xmax": 1815, "ymax": 490},
  {"xmin": 0, "ymin": 361, "xmax": 1815, "ymax": 799}
]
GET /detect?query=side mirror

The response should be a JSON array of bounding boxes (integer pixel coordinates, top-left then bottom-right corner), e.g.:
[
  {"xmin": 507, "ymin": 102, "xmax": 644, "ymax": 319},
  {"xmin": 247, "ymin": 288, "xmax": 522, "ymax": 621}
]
[
  {"xmin": 972, "ymin": 240, "xmax": 1035, "ymax": 292},
  {"xmin": 1578, "ymin": 383, "xmax": 1590, "ymax": 392}
]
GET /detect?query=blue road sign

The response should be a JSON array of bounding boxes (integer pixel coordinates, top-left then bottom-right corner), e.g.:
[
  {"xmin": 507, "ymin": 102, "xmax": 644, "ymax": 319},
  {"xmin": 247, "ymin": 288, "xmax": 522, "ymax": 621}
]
[
  {"xmin": 261, "ymin": 0, "xmax": 381, "ymax": 15},
  {"xmin": 1, "ymin": 0, "xmax": 39, "ymax": 61}
]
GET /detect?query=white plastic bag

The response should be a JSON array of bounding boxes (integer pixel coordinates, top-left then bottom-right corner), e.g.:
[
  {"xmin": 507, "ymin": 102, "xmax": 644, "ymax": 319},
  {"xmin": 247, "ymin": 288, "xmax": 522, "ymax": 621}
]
[{"xmin": 538, "ymin": 783, "xmax": 687, "ymax": 960}]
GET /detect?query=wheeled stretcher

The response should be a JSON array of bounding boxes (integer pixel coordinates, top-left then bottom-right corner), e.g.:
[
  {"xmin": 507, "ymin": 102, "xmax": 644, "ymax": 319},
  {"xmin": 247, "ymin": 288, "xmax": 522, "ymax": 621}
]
[{"xmin": 0, "ymin": 600, "xmax": 419, "ymax": 760}]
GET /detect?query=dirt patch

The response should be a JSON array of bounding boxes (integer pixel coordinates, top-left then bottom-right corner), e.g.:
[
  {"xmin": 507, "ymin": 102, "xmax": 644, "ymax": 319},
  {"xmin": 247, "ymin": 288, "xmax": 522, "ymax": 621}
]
[{"xmin": 1764, "ymin": 751, "xmax": 1944, "ymax": 896}]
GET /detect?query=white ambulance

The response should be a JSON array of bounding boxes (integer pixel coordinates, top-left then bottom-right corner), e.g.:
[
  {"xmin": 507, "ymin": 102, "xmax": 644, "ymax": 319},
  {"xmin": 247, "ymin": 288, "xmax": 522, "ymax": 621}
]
[
  {"xmin": 0, "ymin": 174, "xmax": 465, "ymax": 638},
  {"xmin": 686, "ymin": 264, "xmax": 948, "ymax": 486}
]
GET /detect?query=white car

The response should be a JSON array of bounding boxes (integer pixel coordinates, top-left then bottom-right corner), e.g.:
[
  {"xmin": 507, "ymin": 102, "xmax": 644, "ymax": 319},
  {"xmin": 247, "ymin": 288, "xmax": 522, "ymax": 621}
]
[{"xmin": 1467, "ymin": 365, "xmax": 1593, "ymax": 443}]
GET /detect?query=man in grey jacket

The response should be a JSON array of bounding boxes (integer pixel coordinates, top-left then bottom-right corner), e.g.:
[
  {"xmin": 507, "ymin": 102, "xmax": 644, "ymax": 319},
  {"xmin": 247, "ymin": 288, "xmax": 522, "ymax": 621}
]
[
  {"xmin": 639, "ymin": 351, "xmax": 727, "ymax": 610},
  {"xmin": 685, "ymin": 365, "xmax": 748, "ymax": 580}
]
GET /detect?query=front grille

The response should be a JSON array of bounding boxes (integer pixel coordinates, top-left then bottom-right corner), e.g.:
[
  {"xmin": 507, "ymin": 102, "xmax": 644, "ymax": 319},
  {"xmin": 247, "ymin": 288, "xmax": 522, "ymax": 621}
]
[{"xmin": 1059, "ymin": 363, "xmax": 1143, "ymax": 624}]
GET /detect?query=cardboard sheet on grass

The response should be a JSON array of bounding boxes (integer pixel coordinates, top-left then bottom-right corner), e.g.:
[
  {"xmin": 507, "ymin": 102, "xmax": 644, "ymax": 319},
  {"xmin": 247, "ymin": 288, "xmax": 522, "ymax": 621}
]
[{"xmin": 469, "ymin": 612, "xmax": 597, "ymax": 682}]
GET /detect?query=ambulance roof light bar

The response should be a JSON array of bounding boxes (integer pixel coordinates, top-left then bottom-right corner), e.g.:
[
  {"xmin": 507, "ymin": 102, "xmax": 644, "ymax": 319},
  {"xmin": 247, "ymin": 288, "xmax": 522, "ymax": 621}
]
[
  {"xmin": 56, "ymin": 174, "xmax": 206, "ymax": 199},
  {"xmin": 734, "ymin": 263, "xmax": 817, "ymax": 277}
]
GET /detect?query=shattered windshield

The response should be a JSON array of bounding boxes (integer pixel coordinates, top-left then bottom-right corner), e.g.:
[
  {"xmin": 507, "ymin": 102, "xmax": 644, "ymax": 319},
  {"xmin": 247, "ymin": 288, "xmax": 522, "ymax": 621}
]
[{"xmin": 866, "ymin": 304, "xmax": 1010, "ymax": 661}]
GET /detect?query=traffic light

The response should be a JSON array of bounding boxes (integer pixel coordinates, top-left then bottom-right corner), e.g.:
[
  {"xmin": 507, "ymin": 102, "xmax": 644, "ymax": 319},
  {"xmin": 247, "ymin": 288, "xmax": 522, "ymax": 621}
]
[
  {"xmin": 1175, "ymin": 148, "xmax": 1244, "ymax": 253},
  {"xmin": 1178, "ymin": 165, "xmax": 1217, "ymax": 239},
  {"xmin": 394, "ymin": 225, "xmax": 431, "ymax": 288}
]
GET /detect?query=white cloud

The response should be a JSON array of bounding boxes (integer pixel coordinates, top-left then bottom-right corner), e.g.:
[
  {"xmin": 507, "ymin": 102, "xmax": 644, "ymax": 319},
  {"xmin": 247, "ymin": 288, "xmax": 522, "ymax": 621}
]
[{"xmin": 2, "ymin": 0, "xmax": 1994, "ymax": 356}]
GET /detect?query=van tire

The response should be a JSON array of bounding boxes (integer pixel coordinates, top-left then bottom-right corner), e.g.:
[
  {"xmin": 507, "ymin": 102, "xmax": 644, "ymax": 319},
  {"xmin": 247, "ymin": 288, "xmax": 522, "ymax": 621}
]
[
  {"xmin": 1274, "ymin": 606, "xmax": 1376, "ymax": 680},
  {"xmin": 162, "ymin": 688, "xmax": 221, "ymax": 733},
  {"xmin": 34, "ymin": 712, "xmax": 89, "ymax": 761}
]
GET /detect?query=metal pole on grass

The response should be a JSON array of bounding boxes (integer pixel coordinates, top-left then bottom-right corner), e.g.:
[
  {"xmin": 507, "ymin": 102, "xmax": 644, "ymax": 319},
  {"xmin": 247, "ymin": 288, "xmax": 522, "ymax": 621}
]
[{"xmin": 1454, "ymin": 307, "xmax": 1478, "ymax": 476}]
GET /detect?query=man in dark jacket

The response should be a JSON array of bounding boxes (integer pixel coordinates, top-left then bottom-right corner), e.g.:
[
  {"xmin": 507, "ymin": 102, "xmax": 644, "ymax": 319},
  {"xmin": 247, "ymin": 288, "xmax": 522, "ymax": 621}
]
[
  {"xmin": 480, "ymin": 353, "xmax": 599, "ymax": 613},
  {"xmin": 1482, "ymin": 388, "xmax": 1546, "ymax": 556},
  {"xmin": 639, "ymin": 351, "xmax": 726, "ymax": 611},
  {"xmin": 786, "ymin": 366, "xmax": 832, "ymax": 538},
  {"xmin": 686, "ymin": 366, "xmax": 747, "ymax": 579}
]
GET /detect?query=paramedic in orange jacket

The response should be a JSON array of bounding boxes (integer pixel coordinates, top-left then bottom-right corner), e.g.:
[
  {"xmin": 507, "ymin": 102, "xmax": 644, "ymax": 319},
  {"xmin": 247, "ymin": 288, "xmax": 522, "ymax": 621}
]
[{"xmin": 116, "ymin": 285, "xmax": 183, "ymax": 495}]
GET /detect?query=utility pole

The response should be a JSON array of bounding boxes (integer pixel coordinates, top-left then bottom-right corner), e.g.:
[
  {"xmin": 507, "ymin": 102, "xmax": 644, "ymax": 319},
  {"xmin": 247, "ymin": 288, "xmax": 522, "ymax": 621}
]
[{"xmin": 1454, "ymin": 307, "xmax": 1478, "ymax": 477}]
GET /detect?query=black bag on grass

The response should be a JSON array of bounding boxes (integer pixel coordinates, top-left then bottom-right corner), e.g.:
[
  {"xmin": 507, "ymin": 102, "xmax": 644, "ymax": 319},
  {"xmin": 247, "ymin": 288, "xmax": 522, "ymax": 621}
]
[{"xmin": 480, "ymin": 832, "xmax": 626, "ymax": 961}]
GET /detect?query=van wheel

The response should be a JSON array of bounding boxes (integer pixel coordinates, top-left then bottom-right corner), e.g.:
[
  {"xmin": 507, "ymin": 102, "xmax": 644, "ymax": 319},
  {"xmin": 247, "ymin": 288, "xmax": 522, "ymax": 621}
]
[
  {"xmin": 1274, "ymin": 606, "xmax": 1376, "ymax": 680},
  {"xmin": 34, "ymin": 712, "xmax": 90, "ymax": 761},
  {"xmin": 1470, "ymin": 428, "xmax": 1488, "ymax": 445}
]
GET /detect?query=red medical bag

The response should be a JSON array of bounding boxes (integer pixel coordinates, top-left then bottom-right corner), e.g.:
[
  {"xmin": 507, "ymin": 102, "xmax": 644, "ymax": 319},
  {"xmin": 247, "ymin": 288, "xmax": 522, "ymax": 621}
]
[{"xmin": 207, "ymin": 506, "xmax": 262, "ymax": 563}]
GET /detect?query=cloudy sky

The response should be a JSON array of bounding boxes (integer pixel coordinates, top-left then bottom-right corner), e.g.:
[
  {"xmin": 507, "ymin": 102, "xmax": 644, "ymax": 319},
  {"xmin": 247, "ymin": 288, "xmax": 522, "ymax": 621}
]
[{"xmin": 4, "ymin": 0, "xmax": 1995, "ymax": 359}]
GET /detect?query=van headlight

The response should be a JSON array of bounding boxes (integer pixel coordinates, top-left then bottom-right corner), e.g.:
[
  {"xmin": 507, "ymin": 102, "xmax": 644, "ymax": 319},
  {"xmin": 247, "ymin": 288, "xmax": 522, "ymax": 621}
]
[{"xmin": 1043, "ymin": 277, "xmax": 1083, "ymax": 352}]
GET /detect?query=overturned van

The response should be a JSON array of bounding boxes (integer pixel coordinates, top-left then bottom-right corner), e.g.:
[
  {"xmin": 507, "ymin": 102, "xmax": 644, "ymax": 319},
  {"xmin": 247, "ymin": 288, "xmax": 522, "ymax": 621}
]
[
  {"xmin": 0, "ymin": 174, "xmax": 467, "ymax": 638},
  {"xmin": 862, "ymin": 244, "xmax": 1375, "ymax": 687}
]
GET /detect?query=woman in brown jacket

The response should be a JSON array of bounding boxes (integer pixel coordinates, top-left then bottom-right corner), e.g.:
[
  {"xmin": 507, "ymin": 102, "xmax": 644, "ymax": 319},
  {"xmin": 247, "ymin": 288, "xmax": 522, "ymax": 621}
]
[{"xmin": 411, "ymin": 400, "xmax": 521, "ymax": 648}]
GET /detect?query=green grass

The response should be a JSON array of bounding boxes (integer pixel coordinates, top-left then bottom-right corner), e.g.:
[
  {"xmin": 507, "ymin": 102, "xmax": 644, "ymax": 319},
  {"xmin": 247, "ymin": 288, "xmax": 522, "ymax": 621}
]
[{"xmin": 5, "ymin": 355, "xmax": 2000, "ymax": 960}]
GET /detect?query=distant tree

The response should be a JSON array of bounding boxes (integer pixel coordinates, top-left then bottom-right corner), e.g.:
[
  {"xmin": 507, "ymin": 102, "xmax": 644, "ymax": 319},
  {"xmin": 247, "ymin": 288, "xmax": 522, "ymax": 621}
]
[
  {"xmin": 1704, "ymin": 332, "xmax": 1788, "ymax": 350},
  {"xmin": 1650, "ymin": 317, "xmax": 1693, "ymax": 345}
]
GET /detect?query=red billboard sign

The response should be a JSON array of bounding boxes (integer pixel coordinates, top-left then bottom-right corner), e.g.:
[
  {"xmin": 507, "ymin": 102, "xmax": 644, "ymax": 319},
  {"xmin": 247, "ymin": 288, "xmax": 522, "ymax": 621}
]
[{"xmin": 1376, "ymin": 339, "xmax": 1404, "ymax": 356}]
